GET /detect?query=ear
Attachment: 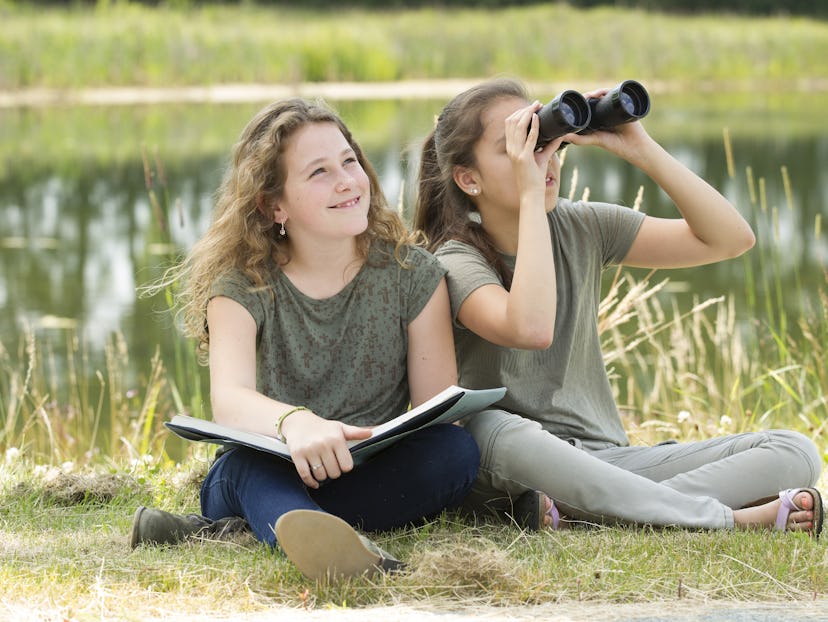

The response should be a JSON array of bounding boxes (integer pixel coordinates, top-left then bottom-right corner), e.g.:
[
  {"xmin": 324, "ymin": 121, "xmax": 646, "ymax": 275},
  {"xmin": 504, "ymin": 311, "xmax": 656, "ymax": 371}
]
[
  {"xmin": 256, "ymin": 194, "xmax": 286, "ymax": 225},
  {"xmin": 452, "ymin": 166, "xmax": 481, "ymax": 197}
]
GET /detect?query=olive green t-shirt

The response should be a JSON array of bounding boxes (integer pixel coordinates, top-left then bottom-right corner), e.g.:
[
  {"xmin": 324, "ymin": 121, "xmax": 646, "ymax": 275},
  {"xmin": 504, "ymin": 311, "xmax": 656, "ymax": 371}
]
[
  {"xmin": 210, "ymin": 242, "xmax": 446, "ymax": 427},
  {"xmin": 436, "ymin": 199, "xmax": 646, "ymax": 447}
]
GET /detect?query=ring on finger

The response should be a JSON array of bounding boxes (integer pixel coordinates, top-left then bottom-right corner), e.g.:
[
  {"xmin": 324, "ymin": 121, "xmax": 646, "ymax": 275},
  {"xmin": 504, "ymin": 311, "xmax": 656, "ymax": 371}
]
[{"xmin": 311, "ymin": 463, "xmax": 323, "ymax": 471}]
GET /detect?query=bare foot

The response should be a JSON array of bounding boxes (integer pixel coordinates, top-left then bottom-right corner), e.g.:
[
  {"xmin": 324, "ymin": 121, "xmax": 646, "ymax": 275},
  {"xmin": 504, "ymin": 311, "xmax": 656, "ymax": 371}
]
[
  {"xmin": 540, "ymin": 494, "xmax": 570, "ymax": 530},
  {"xmin": 733, "ymin": 490, "xmax": 815, "ymax": 533}
]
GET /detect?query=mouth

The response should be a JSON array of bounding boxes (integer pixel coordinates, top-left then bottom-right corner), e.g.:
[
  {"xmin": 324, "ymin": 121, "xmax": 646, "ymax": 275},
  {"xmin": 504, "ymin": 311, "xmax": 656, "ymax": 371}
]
[
  {"xmin": 329, "ymin": 196, "xmax": 361, "ymax": 209},
  {"xmin": 545, "ymin": 174, "xmax": 556, "ymax": 187}
]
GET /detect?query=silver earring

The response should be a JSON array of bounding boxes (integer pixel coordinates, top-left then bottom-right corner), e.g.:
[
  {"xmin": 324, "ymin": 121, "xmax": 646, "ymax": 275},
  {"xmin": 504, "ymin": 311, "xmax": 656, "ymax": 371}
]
[{"xmin": 279, "ymin": 222, "xmax": 286, "ymax": 236}]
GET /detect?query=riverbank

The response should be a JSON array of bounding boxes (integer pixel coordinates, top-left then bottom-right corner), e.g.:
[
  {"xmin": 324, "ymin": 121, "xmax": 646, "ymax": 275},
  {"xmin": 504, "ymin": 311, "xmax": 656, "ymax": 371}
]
[{"xmin": 4, "ymin": 76, "xmax": 828, "ymax": 109}]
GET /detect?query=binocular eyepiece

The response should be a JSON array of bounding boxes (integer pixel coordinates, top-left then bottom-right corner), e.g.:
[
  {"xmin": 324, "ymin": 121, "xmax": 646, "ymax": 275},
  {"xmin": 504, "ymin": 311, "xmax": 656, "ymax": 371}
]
[{"xmin": 535, "ymin": 80, "xmax": 650, "ymax": 149}]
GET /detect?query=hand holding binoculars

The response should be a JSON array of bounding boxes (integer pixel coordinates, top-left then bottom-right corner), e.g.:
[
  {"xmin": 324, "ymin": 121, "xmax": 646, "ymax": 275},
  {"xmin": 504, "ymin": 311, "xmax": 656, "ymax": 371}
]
[{"xmin": 535, "ymin": 80, "xmax": 650, "ymax": 149}]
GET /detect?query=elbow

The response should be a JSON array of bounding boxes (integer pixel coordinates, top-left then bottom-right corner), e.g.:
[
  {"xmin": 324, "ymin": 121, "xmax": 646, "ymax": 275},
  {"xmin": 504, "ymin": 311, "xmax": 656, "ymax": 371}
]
[
  {"xmin": 513, "ymin": 323, "xmax": 555, "ymax": 350},
  {"xmin": 728, "ymin": 225, "xmax": 756, "ymax": 259}
]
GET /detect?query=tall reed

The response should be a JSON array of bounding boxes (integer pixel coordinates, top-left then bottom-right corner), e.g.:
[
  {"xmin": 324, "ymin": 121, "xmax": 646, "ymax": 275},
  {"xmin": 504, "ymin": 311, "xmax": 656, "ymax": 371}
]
[{"xmin": 1, "ymin": 138, "xmax": 825, "ymax": 465}]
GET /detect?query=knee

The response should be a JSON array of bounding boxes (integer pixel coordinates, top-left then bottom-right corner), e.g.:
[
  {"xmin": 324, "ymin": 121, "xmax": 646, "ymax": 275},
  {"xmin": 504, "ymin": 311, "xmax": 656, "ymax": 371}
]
[
  {"xmin": 462, "ymin": 409, "xmax": 542, "ymax": 469},
  {"xmin": 416, "ymin": 424, "xmax": 480, "ymax": 482},
  {"xmin": 438, "ymin": 424, "xmax": 481, "ymax": 477},
  {"xmin": 770, "ymin": 430, "xmax": 823, "ymax": 485}
]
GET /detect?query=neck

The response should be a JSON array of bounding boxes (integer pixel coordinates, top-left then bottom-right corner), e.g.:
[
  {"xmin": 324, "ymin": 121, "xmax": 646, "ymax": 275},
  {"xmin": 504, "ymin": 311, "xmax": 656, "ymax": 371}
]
[
  {"xmin": 477, "ymin": 204, "xmax": 520, "ymax": 256},
  {"xmin": 282, "ymin": 236, "xmax": 364, "ymax": 299}
]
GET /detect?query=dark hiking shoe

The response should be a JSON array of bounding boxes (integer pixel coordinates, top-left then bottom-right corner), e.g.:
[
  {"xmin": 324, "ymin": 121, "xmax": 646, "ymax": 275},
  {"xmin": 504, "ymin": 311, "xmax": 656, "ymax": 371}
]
[{"xmin": 129, "ymin": 506, "xmax": 248, "ymax": 549}]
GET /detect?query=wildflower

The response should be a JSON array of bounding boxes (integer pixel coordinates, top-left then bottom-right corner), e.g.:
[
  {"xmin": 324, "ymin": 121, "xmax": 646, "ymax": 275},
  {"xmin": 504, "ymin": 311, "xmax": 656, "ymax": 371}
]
[
  {"xmin": 677, "ymin": 410, "xmax": 692, "ymax": 423},
  {"xmin": 4, "ymin": 447, "xmax": 21, "ymax": 464}
]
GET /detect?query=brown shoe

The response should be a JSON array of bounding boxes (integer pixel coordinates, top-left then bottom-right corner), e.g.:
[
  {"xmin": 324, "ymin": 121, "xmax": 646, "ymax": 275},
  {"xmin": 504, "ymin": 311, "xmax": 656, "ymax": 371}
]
[{"xmin": 274, "ymin": 510, "xmax": 403, "ymax": 581}]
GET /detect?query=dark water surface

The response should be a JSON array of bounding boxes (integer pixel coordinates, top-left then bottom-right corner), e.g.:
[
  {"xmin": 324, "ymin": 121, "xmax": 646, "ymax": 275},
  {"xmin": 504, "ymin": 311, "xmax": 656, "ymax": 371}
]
[{"xmin": 2, "ymin": 92, "xmax": 827, "ymax": 391}]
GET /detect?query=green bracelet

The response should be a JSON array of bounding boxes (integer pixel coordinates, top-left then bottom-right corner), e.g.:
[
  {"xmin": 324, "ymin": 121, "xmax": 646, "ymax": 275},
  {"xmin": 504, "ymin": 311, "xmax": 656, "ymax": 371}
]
[{"xmin": 275, "ymin": 406, "xmax": 309, "ymax": 442}]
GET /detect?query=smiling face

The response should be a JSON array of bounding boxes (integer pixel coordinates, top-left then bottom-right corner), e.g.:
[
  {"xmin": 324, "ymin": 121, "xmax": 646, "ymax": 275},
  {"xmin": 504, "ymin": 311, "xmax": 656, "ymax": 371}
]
[
  {"xmin": 471, "ymin": 96, "xmax": 562, "ymax": 215},
  {"xmin": 272, "ymin": 121, "xmax": 371, "ymax": 243}
]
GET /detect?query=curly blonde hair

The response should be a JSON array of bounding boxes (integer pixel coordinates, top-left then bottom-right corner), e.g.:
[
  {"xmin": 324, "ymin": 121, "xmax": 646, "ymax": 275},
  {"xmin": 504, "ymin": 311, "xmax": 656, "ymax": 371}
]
[{"xmin": 150, "ymin": 98, "xmax": 412, "ymax": 361}]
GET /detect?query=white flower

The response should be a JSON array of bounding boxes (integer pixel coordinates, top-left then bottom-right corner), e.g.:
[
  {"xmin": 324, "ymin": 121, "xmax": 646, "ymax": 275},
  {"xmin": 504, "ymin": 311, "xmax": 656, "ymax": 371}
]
[
  {"xmin": 4, "ymin": 447, "xmax": 21, "ymax": 463},
  {"xmin": 719, "ymin": 415, "xmax": 733, "ymax": 427},
  {"xmin": 677, "ymin": 411, "xmax": 692, "ymax": 423}
]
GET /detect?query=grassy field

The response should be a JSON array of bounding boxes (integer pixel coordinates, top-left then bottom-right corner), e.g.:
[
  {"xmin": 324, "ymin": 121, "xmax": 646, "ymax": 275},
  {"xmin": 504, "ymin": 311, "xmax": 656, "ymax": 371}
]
[
  {"xmin": 1, "ymin": 4, "xmax": 827, "ymax": 91},
  {"xmin": 1, "ymin": 454, "xmax": 826, "ymax": 620},
  {"xmin": 1, "ymin": 3, "xmax": 827, "ymax": 618}
]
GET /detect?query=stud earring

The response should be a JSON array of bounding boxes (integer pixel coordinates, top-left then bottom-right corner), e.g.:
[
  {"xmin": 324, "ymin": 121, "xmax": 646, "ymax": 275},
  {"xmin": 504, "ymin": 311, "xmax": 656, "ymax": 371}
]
[
  {"xmin": 471, "ymin": 188, "xmax": 479, "ymax": 195},
  {"xmin": 279, "ymin": 222, "xmax": 286, "ymax": 236}
]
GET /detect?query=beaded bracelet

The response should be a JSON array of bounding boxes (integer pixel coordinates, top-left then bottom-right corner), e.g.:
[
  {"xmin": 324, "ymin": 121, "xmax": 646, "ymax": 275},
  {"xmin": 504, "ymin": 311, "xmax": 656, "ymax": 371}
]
[{"xmin": 275, "ymin": 406, "xmax": 309, "ymax": 442}]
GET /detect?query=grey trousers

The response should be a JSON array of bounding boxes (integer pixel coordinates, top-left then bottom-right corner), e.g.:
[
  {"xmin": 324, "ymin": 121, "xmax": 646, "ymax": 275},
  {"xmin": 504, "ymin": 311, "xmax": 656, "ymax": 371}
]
[{"xmin": 462, "ymin": 409, "xmax": 822, "ymax": 529}]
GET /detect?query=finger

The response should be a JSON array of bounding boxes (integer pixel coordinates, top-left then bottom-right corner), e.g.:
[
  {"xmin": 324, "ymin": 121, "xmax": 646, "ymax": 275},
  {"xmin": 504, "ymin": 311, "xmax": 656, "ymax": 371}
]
[
  {"xmin": 341, "ymin": 424, "xmax": 373, "ymax": 441},
  {"xmin": 308, "ymin": 457, "xmax": 329, "ymax": 481},
  {"xmin": 333, "ymin": 443, "xmax": 355, "ymax": 475},
  {"xmin": 295, "ymin": 459, "xmax": 320, "ymax": 489},
  {"xmin": 582, "ymin": 88, "xmax": 609, "ymax": 100}
]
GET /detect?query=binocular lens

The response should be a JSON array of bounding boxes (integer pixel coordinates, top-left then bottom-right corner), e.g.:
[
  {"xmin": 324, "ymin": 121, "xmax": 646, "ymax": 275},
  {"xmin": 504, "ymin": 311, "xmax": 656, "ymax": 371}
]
[
  {"xmin": 619, "ymin": 92, "xmax": 635, "ymax": 116},
  {"xmin": 535, "ymin": 90, "xmax": 591, "ymax": 149},
  {"xmin": 586, "ymin": 80, "xmax": 650, "ymax": 132},
  {"xmin": 559, "ymin": 102, "xmax": 576, "ymax": 126},
  {"xmin": 617, "ymin": 81, "xmax": 649, "ymax": 118}
]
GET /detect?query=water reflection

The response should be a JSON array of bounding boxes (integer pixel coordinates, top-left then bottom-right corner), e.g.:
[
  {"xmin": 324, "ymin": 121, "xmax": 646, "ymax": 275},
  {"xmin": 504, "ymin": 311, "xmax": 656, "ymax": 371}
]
[{"xmin": 1, "ymin": 96, "xmax": 827, "ymax": 381}]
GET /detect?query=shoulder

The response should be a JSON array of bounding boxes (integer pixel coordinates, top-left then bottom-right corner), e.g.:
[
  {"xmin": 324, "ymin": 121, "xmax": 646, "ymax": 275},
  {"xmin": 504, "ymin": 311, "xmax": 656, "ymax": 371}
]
[
  {"xmin": 434, "ymin": 239, "xmax": 484, "ymax": 262},
  {"xmin": 434, "ymin": 239, "xmax": 492, "ymax": 276},
  {"xmin": 369, "ymin": 241, "xmax": 444, "ymax": 274}
]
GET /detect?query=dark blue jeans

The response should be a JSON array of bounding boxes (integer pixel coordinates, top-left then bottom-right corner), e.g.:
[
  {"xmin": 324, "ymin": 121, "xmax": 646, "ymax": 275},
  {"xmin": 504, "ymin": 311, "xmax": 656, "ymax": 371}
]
[{"xmin": 200, "ymin": 423, "xmax": 480, "ymax": 546}]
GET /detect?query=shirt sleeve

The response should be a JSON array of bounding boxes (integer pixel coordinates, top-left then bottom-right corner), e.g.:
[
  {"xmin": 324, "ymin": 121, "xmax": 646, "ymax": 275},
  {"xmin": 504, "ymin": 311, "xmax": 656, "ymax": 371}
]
[
  {"xmin": 569, "ymin": 200, "xmax": 646, "ymax": 266},
  {"xmin": 209, "ymin": 269, "xmax": 268, "ymax": 332},
  {"xmin": 400, "ymin": 245, "xmax": 447, "ymax": 324},
  {"xmin": 434, "ymin": 240, "xmax": 502, "ymax": 323}
]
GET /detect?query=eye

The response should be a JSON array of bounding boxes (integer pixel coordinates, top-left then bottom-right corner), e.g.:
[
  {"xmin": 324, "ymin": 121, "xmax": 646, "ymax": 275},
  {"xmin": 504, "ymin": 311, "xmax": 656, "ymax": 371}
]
[
  {"xmin": 343, "ymin": 156, "xmax": 358, "ymax": 166},
  {"xmin": 309, "ymin": 167, "xmax": 326, "ymax": 178}
]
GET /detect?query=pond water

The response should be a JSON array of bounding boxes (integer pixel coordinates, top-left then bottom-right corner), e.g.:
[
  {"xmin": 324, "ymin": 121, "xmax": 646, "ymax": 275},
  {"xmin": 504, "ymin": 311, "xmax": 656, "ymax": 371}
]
[{"xmin": 1, "ymin": 90, "xmax": 827, "ymax": 396}]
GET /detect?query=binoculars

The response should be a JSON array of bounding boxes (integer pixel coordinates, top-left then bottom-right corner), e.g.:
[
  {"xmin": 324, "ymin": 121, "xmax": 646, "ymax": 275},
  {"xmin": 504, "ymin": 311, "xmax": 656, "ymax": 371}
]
[{"xmin": 535, "ymin": 80, "xmax": 650, "ymax": 149}]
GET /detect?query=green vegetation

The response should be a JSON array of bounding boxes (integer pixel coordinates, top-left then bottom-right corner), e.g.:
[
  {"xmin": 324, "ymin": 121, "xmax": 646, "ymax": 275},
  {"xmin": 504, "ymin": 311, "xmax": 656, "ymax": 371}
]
[
  {"xmin": 1, "ymin": 4, "xmax": 827, "ymax": 91},
  {"xmin": 0, "ymin": 456, "xmax": 825, "ymax": 617},
  {"xmin": 1, "ymin": 3, "xmax": 826, "ymax": 616}
]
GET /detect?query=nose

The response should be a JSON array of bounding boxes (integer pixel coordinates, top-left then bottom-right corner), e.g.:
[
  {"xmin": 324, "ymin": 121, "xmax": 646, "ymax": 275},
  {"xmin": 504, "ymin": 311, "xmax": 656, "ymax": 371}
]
[{"xmin": 335, "ymin": 167, "xmax": 355, "ymax": 192}]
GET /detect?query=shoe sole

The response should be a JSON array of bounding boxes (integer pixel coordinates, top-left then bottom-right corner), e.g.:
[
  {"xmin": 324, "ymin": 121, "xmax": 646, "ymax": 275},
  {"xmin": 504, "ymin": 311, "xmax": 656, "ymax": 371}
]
[
  {"xmin": 274, "ymin": 510, "xmax": 381, "ymax": 581},
  {"xmin": 511, "ymin": 490, "xmax": 544, "ymax": 531},
  {"xmin": 808, "ymin": 487, "xmax": 824, "ymax": 540}
]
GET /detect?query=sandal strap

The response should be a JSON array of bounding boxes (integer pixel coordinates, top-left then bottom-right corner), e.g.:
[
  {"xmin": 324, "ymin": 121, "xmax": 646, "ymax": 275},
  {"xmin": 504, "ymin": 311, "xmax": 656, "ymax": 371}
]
[
  {"xmin": 775, "ymin": 488, "xmax": 805, "ymax": 531},
  {"xmin": 548, "ymin": 501, "xmax": 561, "ymax": 530}
]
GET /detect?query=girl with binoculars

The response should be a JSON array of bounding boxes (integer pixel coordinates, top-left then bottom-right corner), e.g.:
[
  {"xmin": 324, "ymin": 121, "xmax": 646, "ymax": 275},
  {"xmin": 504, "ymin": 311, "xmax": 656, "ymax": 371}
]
[{"xmin": 414, "ymin": 77, "xmax": 823, "ymax": 536}]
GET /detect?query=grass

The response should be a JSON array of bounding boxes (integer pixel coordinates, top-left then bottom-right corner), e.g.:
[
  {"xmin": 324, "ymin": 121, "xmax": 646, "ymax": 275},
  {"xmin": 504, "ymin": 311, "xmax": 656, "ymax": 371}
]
[
  {"xmin": 1, "ymin": 3, "xmax": 827, "ymax": 612},
  {"xmin": 1, "ymin": 4, "xmax": 828, "ymax": 91},
  {"xmin": 0, "ymin": 457, "xmax": 826, "ymax": 619}
]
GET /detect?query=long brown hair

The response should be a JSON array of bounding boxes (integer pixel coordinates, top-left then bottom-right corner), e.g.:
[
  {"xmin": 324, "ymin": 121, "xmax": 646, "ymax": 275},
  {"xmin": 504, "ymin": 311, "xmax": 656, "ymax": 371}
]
[
  {"xmin": 147, "ymin": 97, "xmax": 410, "ymax": 361},
  {"xmin": 413, "ymin": 77, "xmax": 529, "ymax": 288}
]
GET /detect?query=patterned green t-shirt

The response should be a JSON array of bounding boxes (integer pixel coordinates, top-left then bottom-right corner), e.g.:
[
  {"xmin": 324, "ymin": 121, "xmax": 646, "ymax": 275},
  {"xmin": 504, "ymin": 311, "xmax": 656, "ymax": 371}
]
[
  {"xmin": 436, "ymin": 199, "xmax": 645, "ymax": 448},
  {"xmin": 210, "ymin": 241, "xmax": 446, "ymax": 427}
]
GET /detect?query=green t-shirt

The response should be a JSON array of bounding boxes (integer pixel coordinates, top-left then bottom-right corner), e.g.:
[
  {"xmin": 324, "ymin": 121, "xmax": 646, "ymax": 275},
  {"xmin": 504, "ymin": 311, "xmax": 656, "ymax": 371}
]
[
  {"xmin": 210, "ymin": 241, "xmax": 446, "ymax": 427},
  {"xmin": 436, "ymin": 199, "xmax": 645, "ymax": 447}
]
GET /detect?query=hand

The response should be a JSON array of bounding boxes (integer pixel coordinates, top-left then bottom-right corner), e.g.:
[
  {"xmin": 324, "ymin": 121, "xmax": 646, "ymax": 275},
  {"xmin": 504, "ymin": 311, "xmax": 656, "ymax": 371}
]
[
  {"xmin": 504, "ymin": 101, "xmax": 562, "ymax": 198},
  {"xmin": 280, "ymin": 410, "xmax": 373, "ymax": 489}
]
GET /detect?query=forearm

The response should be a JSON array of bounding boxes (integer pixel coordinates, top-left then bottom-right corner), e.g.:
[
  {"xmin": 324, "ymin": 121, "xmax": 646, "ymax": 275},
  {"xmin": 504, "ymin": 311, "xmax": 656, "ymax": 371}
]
[
  {"xmin": 634, "ymin": 138, "xmax": 755, "ymax": 256},
  {"xmin": 211, "ymin": 384, "xmax": 302, "ymax": 437},
  {"xmin": 507, "ymin": 191, "xmax": 557, "ymax": 348}
]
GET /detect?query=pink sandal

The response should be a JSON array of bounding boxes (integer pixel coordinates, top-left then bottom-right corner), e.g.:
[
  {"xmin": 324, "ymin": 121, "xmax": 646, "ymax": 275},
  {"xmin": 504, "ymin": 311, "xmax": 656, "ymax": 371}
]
[
  {"xmin": 774, "ymin": 488, "xmax": 824, "ymax": 539},
  {"xmin": 512, "ymin": 490, "xmax": 561, "ymax": 531}
]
